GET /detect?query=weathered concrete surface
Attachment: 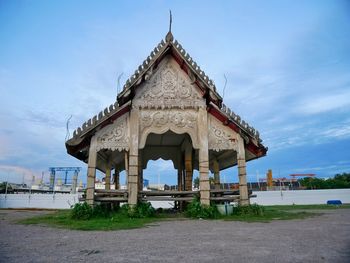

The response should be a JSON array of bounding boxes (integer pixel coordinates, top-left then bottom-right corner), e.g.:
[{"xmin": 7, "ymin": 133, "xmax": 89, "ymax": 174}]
[{"xmin": 0, "ymin": 209, "xmax": 349, "ymax": 263}]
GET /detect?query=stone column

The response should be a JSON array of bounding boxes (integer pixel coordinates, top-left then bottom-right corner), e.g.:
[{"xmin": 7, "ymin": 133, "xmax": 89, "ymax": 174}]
[
  {"xmin": 177, "ymin": 153, "xmax": 183, "ymax": 191},
  {"xmin": 86, "ymin": 137, "xmax": 97, "ymax": 206},
  {"xmin": 138, "ymin": 153, "xmax": 143, "ymax": 191},
  {"xmin": 128, "ymin": 109, "xmax": 139, "ymax": 205},
  {"xmin": 177, "ymin": 170, "xmax": 182, "ymax": 191},
  {"xmin": 114, "ymin": 170, "xmax": 120, "ymax": 190},
  {"xmin": 237, "ymin": 137, "xmax": 249, "ymax": 206},
  {"xmin": 213, "ymin": 158, "xmax": 220, "ymax": 190},
  {"xmin": 105, "ymin": 166, "xmax": 111, "ymax": 190},
  {"xmin": 182, "ymin": 169, "xmax": 186, "ymax": 191},
  {"xmin": 198, "ymin": 108, "xmax": 210, "ymax": 205},
  {"xmin": 184, "ymin": 145, "xmax": 193, "ymax": 191}
]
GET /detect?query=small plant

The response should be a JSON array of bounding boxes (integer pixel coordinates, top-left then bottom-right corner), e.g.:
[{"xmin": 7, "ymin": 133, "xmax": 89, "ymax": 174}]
[
  {"xmin": 70, "ymin": 202, "xmax": 113, "ymax": 220},
  {"xmin": 71, "ymin": 202, "xmax": 94, "ymax": 220},
  {"xmin": 185, "ymin": 197, "xmax": 219, "ymax": 219},
  {"xmin": 121, "ymin": 202, "xmax": 156, "ymax": 218},
  {"xmin": 92, "ymin": 203, "xmax": 113, "ymax": 218},
  {"xmin": 232, "ymin": 204, "xmax": 265, "ymax": 216}
]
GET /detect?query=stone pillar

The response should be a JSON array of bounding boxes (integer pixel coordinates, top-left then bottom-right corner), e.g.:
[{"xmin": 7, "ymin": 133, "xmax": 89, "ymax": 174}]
[
  {"xmin": 105, "ymin": 166, "xmax": 111, "ymax": 190},
  {"xmin": 128, "ymin": 109, "xmax": 139, "ymax": 205},
  {"xmin": 114, "ymin": 170, "xmax": 120, "ymax": 190},
  {"xmin": 177, "ymin": 153, "xmax": 183, "ymax": 191},
  {"xmin": 184, "ymin": 145, "xmax": 193, "ymax": 191},
  {"xmin": 138, "ymin": 153, "xmax": 143, "ymax": 191},
  {"xmin": 237, "ymin": 137, "xmax": 249, "ymax": 206},
  {"xmin": 198, "ymin": 108, "xmax": 210, "ymax": 205},
  {"xmin": 86, "ymin": 137, "xmax": 97, "ymax": 206},
  {"xmin": 213, "ymin": 158, "xmax": 220, "ymax": 190},
  {"xmin": 177, "ymin": 169, "xmax": 182, "ymax": 191},
  {"xmin": 182, "ymin": 169, "xmax": 186, "ymax": 191}
]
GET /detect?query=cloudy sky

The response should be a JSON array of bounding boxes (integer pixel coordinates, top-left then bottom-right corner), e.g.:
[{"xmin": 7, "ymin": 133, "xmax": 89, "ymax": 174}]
[{"xmin": 1, "ymin": 0, "xmax": 349, "ymax": 186}]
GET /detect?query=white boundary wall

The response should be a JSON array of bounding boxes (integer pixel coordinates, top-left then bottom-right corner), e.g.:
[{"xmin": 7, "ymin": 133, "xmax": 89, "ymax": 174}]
[
  {"xmin": 250, "ymin": 189, "xmax": 350, "ymax": 205},
  {"xmin": 1, "ymin": 189, "xmax": 349, "ymax": 209},
  {"xmin": 0, "ymin": 193, "xmax": 79, "ymax": 209}
]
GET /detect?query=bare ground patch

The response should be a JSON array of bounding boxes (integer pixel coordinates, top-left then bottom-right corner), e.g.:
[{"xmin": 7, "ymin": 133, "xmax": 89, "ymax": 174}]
[{"xmin": 0, "ymin": 209, "xmax": 350, "ymax": 262}]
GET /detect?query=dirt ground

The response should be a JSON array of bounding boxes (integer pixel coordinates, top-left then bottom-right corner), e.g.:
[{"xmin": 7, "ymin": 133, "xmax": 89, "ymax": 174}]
[{"xmin": 0, "ymin": 209, "xmax": 349, "ymax": 263}]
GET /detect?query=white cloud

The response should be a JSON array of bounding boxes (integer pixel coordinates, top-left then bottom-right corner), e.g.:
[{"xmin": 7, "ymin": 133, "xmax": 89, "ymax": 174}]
[
  {"xmin": 296, "ymin": 89, "xmax": 350, "ymax": 115},
  {"xmin": 319, "ymin": 125, "xmax": 350, "ymax": 139},
  {"xmin": 0, "ymin": 165, "xmax": 40, "ymax": 183},
  {"xmin": 146, "ymin": 159, "xmax": 175, "ymax": 172},
  {"xmin": 293, "ymin": 161, "xmax": 350, "ymax": 173}
]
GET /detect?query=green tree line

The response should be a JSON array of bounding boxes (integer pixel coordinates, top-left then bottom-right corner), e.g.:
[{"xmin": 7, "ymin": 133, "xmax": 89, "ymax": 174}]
[{"xmin": 299, "ymin": 173, "xmax": 350, "ymax": 189}]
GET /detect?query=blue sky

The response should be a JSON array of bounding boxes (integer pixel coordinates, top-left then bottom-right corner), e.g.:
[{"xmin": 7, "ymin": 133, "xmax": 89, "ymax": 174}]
[{"xmin": 1, "ymin": 0, "xmax": 350, "ymax": 186}]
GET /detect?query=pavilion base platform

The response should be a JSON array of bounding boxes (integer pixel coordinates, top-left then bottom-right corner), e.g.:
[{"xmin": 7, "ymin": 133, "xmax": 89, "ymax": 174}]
[{"xmin": 79, "ymin": 189, "xmax": 255, "ymax": 210}]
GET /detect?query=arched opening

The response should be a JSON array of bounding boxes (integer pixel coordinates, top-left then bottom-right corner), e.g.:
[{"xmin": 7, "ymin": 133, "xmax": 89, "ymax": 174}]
[
  {"xmin": 142, "ymin": 130, "xmax": 195, "ymax": 191},
  {"xmin": 143, "ymin": 159, "xmax": 177, "ymax": 190}
]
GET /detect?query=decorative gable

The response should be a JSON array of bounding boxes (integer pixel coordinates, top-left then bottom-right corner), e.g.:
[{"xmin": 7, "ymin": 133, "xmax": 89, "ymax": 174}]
[
  {"xmin": 133, "ymin": 56, "xmax": 205, "ymax": 110},
  {"xmin": 209, "ymin": 115, "xmax": 238, "ymax": 152},
  {"xmin": 95, "ymin": 114, "xmax": 129, "ymax": 152}
]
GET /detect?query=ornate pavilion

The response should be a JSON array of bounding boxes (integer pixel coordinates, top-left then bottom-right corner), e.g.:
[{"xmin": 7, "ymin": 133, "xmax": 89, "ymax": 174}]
[{"xmin": 65, "ymin": 28, "xmax": 267, "ymax": 207}]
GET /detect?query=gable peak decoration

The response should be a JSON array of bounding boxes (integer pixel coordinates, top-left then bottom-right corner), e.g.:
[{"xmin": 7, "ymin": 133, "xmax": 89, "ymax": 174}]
[{"xmin": 166, "ymin": 10, "xmax": 174, "ymax": 43}]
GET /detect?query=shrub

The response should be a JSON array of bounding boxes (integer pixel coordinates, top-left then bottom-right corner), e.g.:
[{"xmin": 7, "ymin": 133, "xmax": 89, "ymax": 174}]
[
  {"xmin": 121, "ymin": 202, "xmax": 156, "ymax": 218},
  {"xmin": 71, "ymin": 202, "xmax": 112, "ymax": 220},
  {"xmin": 185, "ymin": 197, "xmax": 219, "ymax": 219},
  {"xmin": 71, "ymin": 202, "xmax": 94, "ymax": 220},
  {"xmin": 71, "ymin": 202, "xmax": 156, "ymax": 220},
  {"xmin": 232, "ymin": 204, "xmax": 265, "ymax": 216},
  {"xmin": 92, "ymin": 203, "xmax": 112, "ymax": 218}
]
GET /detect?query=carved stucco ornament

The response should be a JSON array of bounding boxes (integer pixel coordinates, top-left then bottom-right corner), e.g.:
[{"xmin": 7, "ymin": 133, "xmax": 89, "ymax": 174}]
[
  {"xmin": 133, "ymin": 59, "xmax": 205, "ymax": 109},
  {"xmin": 139, "ymin": 109, "xmax": 200, "ymax": 149},
  {"xmin": 95, "ymin": 115, "xmax": 129, "ymax": 152},
  {"xmin": 209, "ymin": 117, "xmax": 238, "ymax": 152}
]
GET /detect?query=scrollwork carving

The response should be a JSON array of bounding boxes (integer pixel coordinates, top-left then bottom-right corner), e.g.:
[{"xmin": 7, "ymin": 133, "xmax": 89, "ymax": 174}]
[
  {"xmin": 209, "ymin": 124, "xmax": 238, "ymax": 152},
  {"xmin": 134, "ymin": 59, "xmax": 205, "ymax": 109},
  {"xmin": 139, "ymin": 109, "xmax": 199, "ymax": 149},
  {"xmin": 140, "ymin": 110, "xmax": 196, "ymax": 131},
  {"xmin": 96, "ymin": 116, "xmax": 129, "ymax": 152}
]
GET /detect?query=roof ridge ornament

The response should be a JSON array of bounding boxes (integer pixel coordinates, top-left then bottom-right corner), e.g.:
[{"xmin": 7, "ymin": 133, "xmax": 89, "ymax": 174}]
[{"xmin": 165, "ymin": 10, "xmax": 174, "ymax": 43}]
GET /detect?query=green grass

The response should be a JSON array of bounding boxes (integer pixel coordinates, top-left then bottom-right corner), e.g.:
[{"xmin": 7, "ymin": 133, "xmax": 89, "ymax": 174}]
[
  {"xmin": 18, "ymin": 210, "xmax": 161, "ymax": 231},
  {"xmin": 224, "ymin": 207, "xmax": 316, "ymax": 222},
  {"xmin": 223, "ymin": 204, "xmax": 350, "ymax": 223},
  {"xmin": 17, "ymin": 204, "xmax": 350, "ymax": 230}
]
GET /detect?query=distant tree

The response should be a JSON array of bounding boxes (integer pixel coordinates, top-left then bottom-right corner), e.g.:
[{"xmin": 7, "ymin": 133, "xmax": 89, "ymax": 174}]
[
  {"xmin": 193, "ymin": 176, "xmax": 214, "ymax": 189},
  {"xmin": 299, "ymin": 173, "xmax": 350, "ymax": 189},
  {"xmin": 0, "ymin": 182, "xmax": 12, "ymax": 193}
]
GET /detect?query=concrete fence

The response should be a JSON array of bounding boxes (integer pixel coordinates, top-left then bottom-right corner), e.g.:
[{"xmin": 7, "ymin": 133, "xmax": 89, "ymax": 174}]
[
  {"xmin": 250, "ymin": 189, "xmax": 350, "ymax": 205},
  {"xmin": 1, "ymin": 189, "xmax": 349, "ymax": 209},
  {"xmin": 0, "ymin": 193, "xmax": 79, "ymax": 209}
]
